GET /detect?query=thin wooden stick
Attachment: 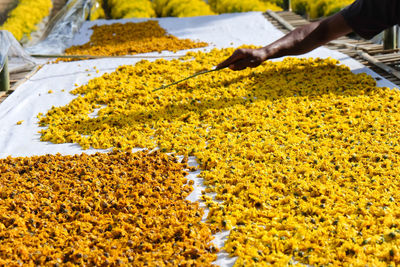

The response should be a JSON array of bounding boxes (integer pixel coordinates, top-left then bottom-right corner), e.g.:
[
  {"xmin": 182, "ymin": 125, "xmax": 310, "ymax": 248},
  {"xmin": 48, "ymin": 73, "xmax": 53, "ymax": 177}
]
[
  {"xmin": 357, "ymin": 51, "xmax": 400, "ymax": 80},
  {"xmin": 152, "ymin": 68, "xmax": 225, "ymax": 92}
]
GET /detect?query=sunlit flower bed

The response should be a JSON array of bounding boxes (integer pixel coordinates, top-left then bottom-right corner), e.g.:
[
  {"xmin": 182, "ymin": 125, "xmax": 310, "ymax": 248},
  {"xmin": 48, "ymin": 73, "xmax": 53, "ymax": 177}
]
[
  {"xmin": 209, "ymin": 0, "xmax": 281, "ymax": 13},
  {"xmin": 0, "ymin": 151, "xmax": 217, "ymax": 265},
  {"xmin": 108, "ymin": 0, "xmax": 156, "ymax": 19},
  {"xmin": 0, "ymin": 0, "xmax": 52, "ymax": 41},
  {"xmin": 153, "ymin": 0, "xmax": 215, "ymax": 17},
  {"xmin": 88, "ymin": 0, "xmax": 350, "ymax": 20},
  {"xmin": 39, "ymin": 47, "xmax": 400, "ymax": 265},
  {"xmin": 292, "ymin": 0, "xmax": 353, "ymax": 18},
  {"xmin": 62, "ymin": 20, "xmax": 208, "ymax": 58},
  {"xmin": 89, "ymin": 0, "xmax": 106, "ymax": 21}
]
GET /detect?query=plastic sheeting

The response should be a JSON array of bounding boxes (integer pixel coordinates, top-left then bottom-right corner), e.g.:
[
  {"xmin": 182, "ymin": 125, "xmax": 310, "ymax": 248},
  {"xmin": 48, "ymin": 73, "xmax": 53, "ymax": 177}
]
[
  {"xmin": 0, "ymin": 30, "xmax": 35, "ymax": 73},
  {"xmin": 26, "ymin": 0, "xmax": 95, "ymax": 55}
]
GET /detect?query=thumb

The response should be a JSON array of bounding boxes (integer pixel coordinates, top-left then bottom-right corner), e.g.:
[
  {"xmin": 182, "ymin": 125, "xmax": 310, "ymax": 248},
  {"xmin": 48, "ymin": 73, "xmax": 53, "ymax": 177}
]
[{"xmin": 216, "ymin": 49, "xmax": 247, "ymax": 69}]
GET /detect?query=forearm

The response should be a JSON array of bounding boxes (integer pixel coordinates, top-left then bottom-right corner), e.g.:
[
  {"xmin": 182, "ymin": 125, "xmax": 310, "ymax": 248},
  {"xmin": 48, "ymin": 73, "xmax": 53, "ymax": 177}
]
[
  {"xmin": 262, "ymin": 13, "xmax": 353, "ymax": 60},
  {"xmin": 216, "ymin": 13, "xmax": 353, "ymax": 71}
]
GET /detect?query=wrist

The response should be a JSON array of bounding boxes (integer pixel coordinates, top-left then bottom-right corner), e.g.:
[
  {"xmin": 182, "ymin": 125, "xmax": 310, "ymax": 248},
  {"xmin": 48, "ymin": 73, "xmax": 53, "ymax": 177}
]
[{"xmin": 256, "ymin": 47, "xmax": 271, "ymax": 62}]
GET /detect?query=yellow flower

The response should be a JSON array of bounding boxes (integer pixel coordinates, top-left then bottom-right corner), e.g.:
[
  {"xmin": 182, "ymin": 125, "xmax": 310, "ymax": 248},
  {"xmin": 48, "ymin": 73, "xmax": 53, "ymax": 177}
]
[
  {"xmin": 108, "ymin": 0, "xmax": 156, "ymax": 18},
  {"xmin": 60, "ymin": 20, "xmax": 207, "ymax": 61},
  {"xmin": 39, "ymin": 47, "xmax": 400, "ymax": 265},
  {"xmin": 0, "ymin": 0, "xmax": 52, "ymax": 41},
  {"xmin": 89, "ymin": 0, "xmax": 106, "ymax": 21},
  {"xmin": 291, "ymin": 0, "xmax": 353, "ymax": 18},
  {"xmin": 153, "ymin": 0, "xmax": 215, "ymax": 17},
  {"xmin": 0, "ymin": 151, "xmax": 217, "ymax": 265},
  {"xmin": 209, "ymin": 0, "xmax": 282, "ymax": 13}
]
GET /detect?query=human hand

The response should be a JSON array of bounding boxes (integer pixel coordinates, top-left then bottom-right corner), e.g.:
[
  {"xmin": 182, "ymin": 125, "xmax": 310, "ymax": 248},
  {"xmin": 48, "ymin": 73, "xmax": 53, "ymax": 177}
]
[{"xmin": 216, "ymin": 48, "xmax": 268, "ymax": 71}]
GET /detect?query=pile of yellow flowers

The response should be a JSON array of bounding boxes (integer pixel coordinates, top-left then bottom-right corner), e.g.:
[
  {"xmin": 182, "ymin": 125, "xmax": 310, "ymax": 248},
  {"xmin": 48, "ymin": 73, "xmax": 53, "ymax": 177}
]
[
  {"xmin": 261, "ymin": 0, "xmax": 284, "ymax": 7},
  {"xmin": 102, "ymin": 0, "xmax": 282, "ymax": 19},
  {"xmin": 85, "ymin": 0, "xmax": 353, "ymax": 21},
  {"xmin": 153, "ymin": 0, "xmax": 215, "ymax": 18},
  {"xmin": 108, "ymin": 0, "xmax": 156, "ymax": 19},
  {"xmin": 89, "ymin": 0, "xmax": 106, "ymax": 21},
  {"xmin": 208, "ymin": 0, "xmax": 282, "ymax": 13},
  {"xmin": 39, "ymin": 47, "xmax": 400, "ymax": 265},
  {"xmin": 292, "ymin": 0, "xmax": 353, "ymax": 19},
  {"xmin": 0, "ymin": 0, "xmax": 52, "ymax": 41},
  {"xmin": 63, "ymin": 20, "xmax": 207, "ymax": 57},
  {"xmin": 0, "ymin": 151, "xmax": 217, "ymax": 265}
]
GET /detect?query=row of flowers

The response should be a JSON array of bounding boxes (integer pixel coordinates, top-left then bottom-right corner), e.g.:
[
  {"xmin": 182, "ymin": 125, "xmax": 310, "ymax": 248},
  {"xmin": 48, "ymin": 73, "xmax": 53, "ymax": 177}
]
[
  {"xmin": 153, "ymin": 0, "xmax": 215, "ymax": 17},
  {"xmin": 208, "ymin": 0, "xmax": 281, "ymax": 14},
  {"xmin": 0, "ymin": 0, "xmax": 353, "ymax": 42},
  {"xmin": 0, "ymin": 0, "xmax": 52, "ymax": 41},
  {"xmin": 107, "ymin": 0, "xmax": 156, "ymax": 19},
  {"xmin": 91, "ymin": 0, "xmax": 353, "ymax": 19},
  {"xmin": 292, "ymin": 0, "xmax": 353, "ymax": 19},
  {"xmin": 91, "ymin": 0, "xmax": 281, "ymax": 19}
]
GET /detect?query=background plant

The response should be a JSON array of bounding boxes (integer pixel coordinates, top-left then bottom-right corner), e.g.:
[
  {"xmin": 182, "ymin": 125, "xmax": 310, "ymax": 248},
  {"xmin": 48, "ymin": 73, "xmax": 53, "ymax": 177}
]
[{"xmin": 0, "ymin": 0, "xmax": 52, "ymax": 41}]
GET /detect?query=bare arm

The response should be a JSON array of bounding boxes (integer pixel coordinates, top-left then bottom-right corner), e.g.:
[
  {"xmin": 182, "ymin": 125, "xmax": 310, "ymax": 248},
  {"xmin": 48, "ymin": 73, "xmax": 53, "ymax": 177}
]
[{"xmin": 217, "ymin": 12, "xmax": 353, "ymax": 70}]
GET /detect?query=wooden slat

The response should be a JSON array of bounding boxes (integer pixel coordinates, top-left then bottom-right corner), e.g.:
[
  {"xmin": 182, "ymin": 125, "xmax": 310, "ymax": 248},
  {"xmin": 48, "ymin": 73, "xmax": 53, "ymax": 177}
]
[
  {"xmin": 0, "ymin": 65, "xmax": 41, "ymax": 104},
  {"xmin": 10, "ymin": 65, "xmax": 42, "ymax": 91},
  {"xmin": 374, "ymin": 54, "xmax": 400, "ymax": 60},
  {"xmin": 357, "ymin": 51, "xmax": 400, "ymax": 81},
  {"xmin": 266, "ymin": 10, "xmax": 295, "ymax": 31}
]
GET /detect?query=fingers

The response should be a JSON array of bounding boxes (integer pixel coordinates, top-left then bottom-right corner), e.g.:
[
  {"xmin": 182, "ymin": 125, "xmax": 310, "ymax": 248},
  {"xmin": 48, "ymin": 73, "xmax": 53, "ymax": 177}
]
[
  {"xmin": 216, "ymin": 49, "xmax": 247, "ymax": 70},
  {"xmin": 229, "ymin": 58, "xmax": 261, "ymax": 71},
  {"xmin": 216, "ymin": 48, "xmax": 265, "ymax": 71}
]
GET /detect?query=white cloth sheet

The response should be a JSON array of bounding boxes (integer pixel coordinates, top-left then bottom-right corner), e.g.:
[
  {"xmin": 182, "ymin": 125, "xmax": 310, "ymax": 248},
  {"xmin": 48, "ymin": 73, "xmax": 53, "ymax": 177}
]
[{"xmin": 0, "ymin": 12, "xmax": 397, "ymax": 266}]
